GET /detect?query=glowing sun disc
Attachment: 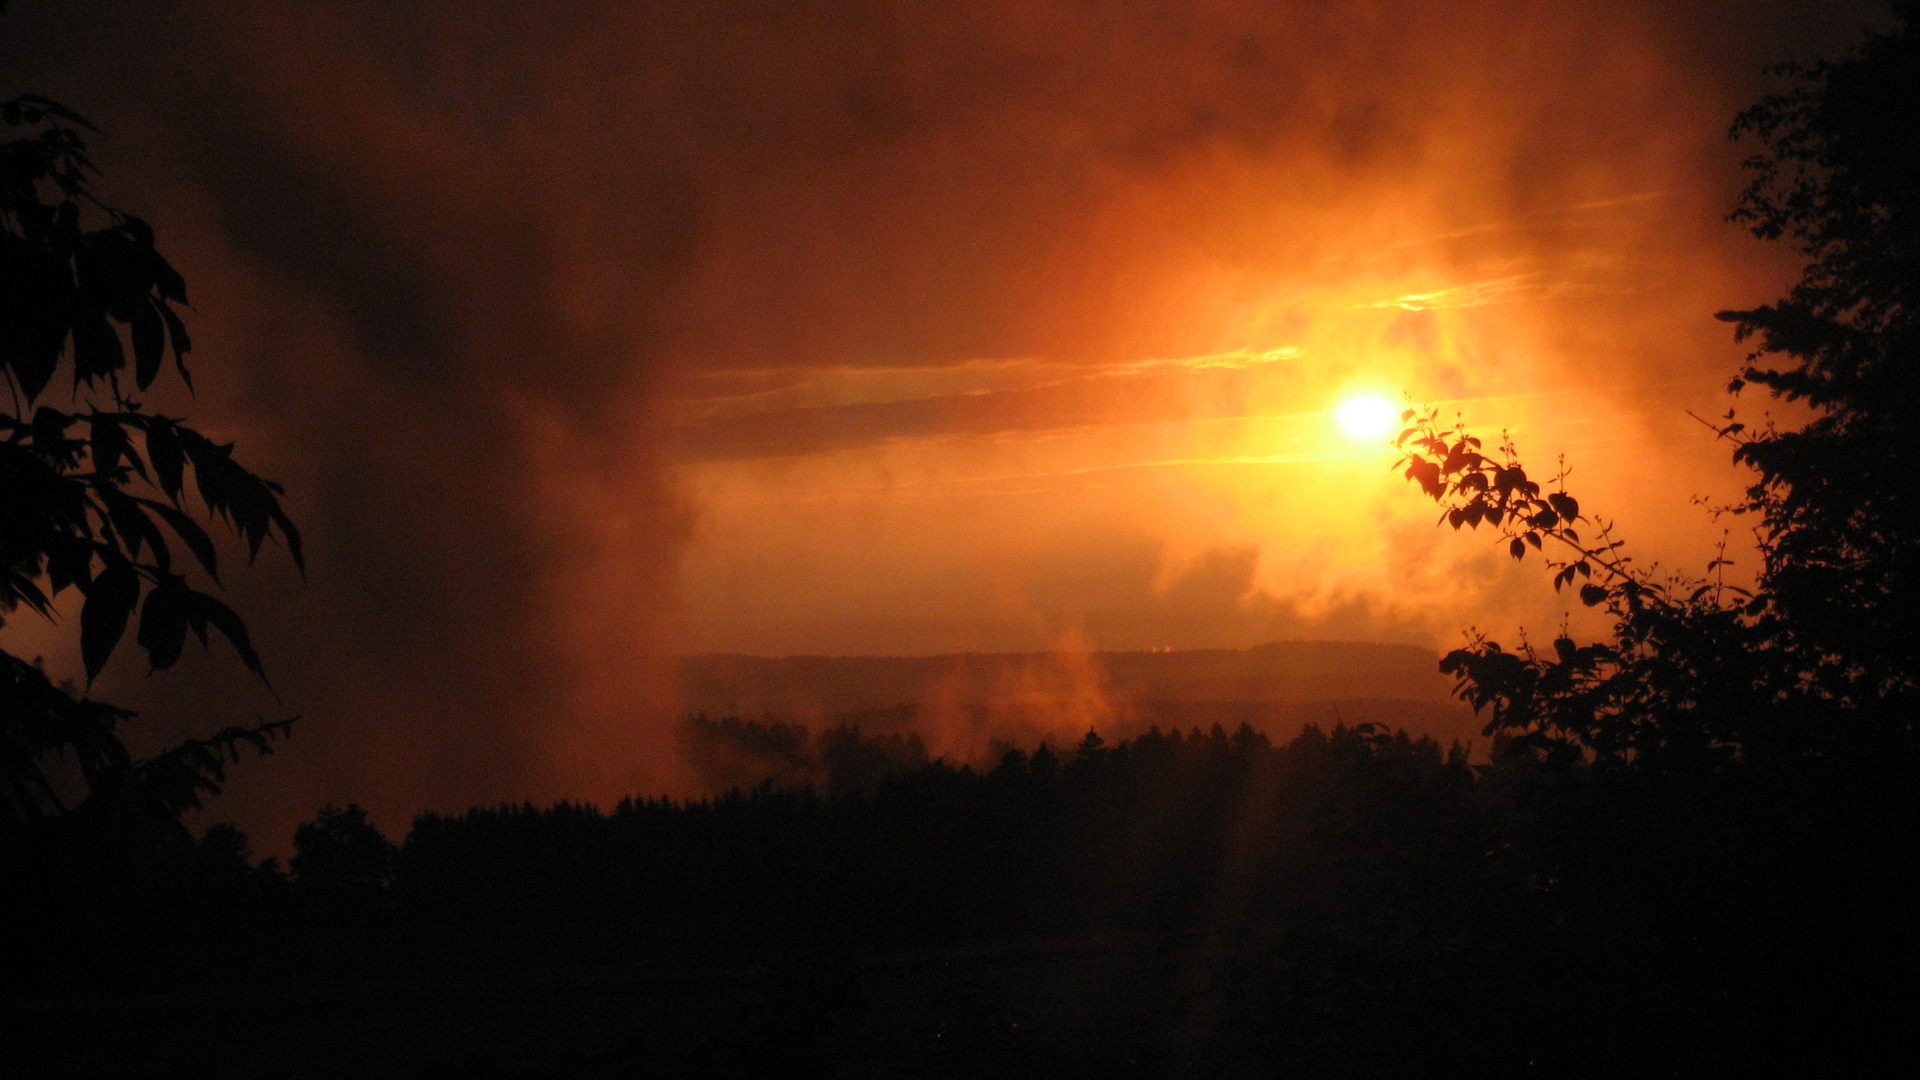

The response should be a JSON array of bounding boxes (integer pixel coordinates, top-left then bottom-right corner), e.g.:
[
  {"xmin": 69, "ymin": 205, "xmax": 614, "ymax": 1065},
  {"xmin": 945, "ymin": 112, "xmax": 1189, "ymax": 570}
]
[{"xmin": 1337, "ymin": 395, "xmax": 1398, "ymax": 439}]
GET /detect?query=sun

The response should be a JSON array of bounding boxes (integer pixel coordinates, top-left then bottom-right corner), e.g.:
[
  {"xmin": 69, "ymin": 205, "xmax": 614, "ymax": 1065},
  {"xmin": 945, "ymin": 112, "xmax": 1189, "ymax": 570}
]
[{"xmin": 1336, "ymin": 394, "xmax": 1399, "ymax": 439}]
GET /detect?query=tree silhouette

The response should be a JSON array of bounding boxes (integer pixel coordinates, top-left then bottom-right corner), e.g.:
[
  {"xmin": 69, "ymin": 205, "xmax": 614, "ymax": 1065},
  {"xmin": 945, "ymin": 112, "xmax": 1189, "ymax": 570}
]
[
  {"xmin": 1, "ymin": 94, "xmax": 300, "ymax": 861},
  {"xmin": 1718, "ymin": 2, "xmax": 1920, "ymax": 709},
  {"xmin": 291, "ymin": 804, "xmax": 395, "ymax": 906},
  {"xmin": 1394, "ymin": 6, "xmax": 1919, "ymax": 770},
  {"xmin": 1390, "ymin": 10, "xmax": 1918, "ymax": 1071}
]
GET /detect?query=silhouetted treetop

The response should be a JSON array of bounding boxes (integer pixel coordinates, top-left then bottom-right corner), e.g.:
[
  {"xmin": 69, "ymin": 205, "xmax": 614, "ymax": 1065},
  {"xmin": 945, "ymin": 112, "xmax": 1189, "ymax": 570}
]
[
  {"xmin": 1719, "ymin": 5, "xmax": 1920, "ymax": 699},
  {"xmin": 292, "ymin": 804, "xmax": 396, "ymax": 905}
]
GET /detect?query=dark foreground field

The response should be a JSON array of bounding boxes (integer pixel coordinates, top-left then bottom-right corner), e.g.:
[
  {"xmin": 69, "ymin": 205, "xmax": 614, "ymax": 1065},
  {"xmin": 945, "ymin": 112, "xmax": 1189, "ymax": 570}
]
[
  {"xmin": 13, "ymin": 926, "xmax": 1298, "ymax": 1079},
  {"xmin": 8, "ymin": 721, "xmax": 1910, "ymax": 1079}
]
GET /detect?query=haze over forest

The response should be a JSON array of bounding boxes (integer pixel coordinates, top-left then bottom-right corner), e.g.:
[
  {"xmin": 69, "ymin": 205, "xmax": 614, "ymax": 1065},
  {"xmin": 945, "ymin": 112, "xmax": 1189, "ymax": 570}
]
[{"xmin": 677, "ymin": 642, "xmax": 1469, "ymax": 767}]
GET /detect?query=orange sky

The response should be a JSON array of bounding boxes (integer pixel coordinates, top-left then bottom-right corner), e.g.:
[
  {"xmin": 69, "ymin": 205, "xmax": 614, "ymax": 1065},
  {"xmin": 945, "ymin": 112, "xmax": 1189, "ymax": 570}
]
[{"xmin": 0, "ymin": 0, "xmax": 1892, "ymax": 837}]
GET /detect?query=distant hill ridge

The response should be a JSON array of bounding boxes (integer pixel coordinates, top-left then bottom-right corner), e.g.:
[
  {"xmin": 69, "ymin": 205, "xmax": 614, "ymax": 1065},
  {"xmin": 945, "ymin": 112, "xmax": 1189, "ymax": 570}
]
[{"xmin": 677, "ymin": 641, "xmax": 1461, "ymax": 730}]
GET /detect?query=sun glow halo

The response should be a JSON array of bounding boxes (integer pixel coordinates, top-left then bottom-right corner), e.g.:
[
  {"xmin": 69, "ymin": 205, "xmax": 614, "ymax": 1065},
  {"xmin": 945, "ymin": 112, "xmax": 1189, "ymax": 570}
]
[{"xmin": 1336, "ymin": 394, "xmax": 1399, "ymax": 440}]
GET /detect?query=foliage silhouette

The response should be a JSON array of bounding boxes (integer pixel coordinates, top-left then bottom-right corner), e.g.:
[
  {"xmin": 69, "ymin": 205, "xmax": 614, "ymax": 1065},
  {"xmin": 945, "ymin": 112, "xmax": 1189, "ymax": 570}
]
[
  {"xmin": 1393, "ymin": 6, "xmax": 1920, "ymax": 772},
  {"xmin": 2, "ymin": 91, "xmax": 300, "ymax": 947},
  {"xmin": 1388, "ymin": 8, "xmax": 1919, "ymax": 1073},
  {"xmin": 1393, "ymin": 413, "xmax": 1791, "ymax": 767},
  {"xmin": 1716, "ymin": 3, "xmax": 1920, "ymax": 707}
]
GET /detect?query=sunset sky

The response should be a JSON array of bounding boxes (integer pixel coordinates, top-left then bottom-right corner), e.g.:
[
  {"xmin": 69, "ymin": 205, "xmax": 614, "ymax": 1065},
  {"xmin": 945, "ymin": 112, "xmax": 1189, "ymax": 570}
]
[{"xmin": 0, "ymin": 0, "xmax": 1891, "ymax": 835}]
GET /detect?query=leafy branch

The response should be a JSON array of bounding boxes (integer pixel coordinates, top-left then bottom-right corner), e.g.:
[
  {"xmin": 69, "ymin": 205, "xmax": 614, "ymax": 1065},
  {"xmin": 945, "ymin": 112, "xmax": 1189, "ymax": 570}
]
[
  {"xmin": 1393, "ymin": 409, "xmax": 1787, "ymax": 768},
  {"xmin": 3, "ymin": 93, "xmax": 303, "ymax": 841},
  {"xmin": 1395, "ymin": 407, "xmax": 1666, "ymax": 610},
  {"xmin": 2, "ymin": 95, "xmax": 302, "ymax": 686}
]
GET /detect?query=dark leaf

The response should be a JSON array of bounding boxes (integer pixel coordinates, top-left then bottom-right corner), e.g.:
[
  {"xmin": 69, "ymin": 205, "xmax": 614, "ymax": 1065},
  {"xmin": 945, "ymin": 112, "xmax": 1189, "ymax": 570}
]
[
  {"xmin": 158, "ymin": 297, "xmax": 192, "ymax": 357},
  {"xmin": 184, "ymin": 433, "xmax": 234, "ymax": 514},
  {"xmin": 130, "ymin": 298, "xmax": 164, "ymax": 389},
  {"xmin": 4, "ymin": 320, "xmax": 62, "ymax": 401},
  {"xmin": 30, "ymin": 405, "xmax": 67, "ymax": 447},
  {"xmin": 269, "ymin": 503, "xmax": 305, "ymax": 575},
  {"xmin": 1579, "ymin": 584, "xmax": 1609, "ymax": 607},
  {"xmin": 97, "ymin": 485, "xmax": 168, "ymax": 569},
  {"xmin": 137, "ymin": 577, "xmax": 189, "ymax": 670},
  {"xmin": 157, "ymin": 302, "xmax": 193, "ymax": 387},
  {"xmin": 1406, "ymin": 459, "xmax": 1443, "ymax": 497},
  {"xmin": 80, "ymin": 559, "xmax": 141, "ymax": 682},
  {"xmin": 190, "ymin": 591, "xmax": 265, "ymax": 680},
  {"xmin": 10, "ymin": 94, "xmax": 98, "ymax": 131},
  {"xmin": 120, "ymin": 214, "xmax": 154, "ymax": 248},
  {"xmin": 141, "ymin": 497, "xmax": 219, "ymax": 579},
  {"xmin": 5, "ymin": 573, "xmax": 51, "ymax": 617},
  {"xmin": 144, "ymin": 419, "xmax": 185, "ymax": 500},
  {"xmin": 88, "ymin": 413, "xmax": 130, "ymax": 477},
  {"xmin": 70, "ymin": 311, "xmax": 122, "ymax": 384},
  {"xmin": 154, "ymin": 261, "xmax": 188, "ymax": 305},
  {"xmin": 46, "ymin": 534, "xmax": 94, "ymax": 593},
  {"xmin": 0, "ymin": 252, "xmax": 68, "ymax": 402}
]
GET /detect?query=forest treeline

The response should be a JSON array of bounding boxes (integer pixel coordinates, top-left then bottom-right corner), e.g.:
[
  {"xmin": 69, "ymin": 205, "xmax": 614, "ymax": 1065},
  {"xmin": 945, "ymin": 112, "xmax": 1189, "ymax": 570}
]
[
  {"xmin": 21, "ymin": 720, "xmax": 1467, "ymax": 948},
  {"xmin": 406, "ymin": 720, "xmax": 1467, "ymax": 940},
  {"xmin": 15, "ymin": 714, "xmax": 1890, "ymax": 1075}
]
